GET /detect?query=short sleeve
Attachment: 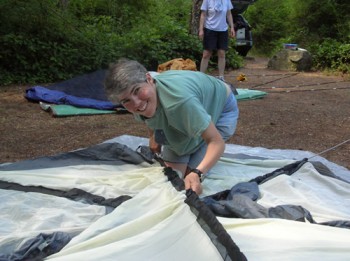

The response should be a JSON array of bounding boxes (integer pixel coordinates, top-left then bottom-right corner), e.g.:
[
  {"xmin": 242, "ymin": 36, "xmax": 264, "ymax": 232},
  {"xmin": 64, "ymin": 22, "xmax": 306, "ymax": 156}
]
[{"xmin": 167, "ymin": 98, "xmax": 211, "ymax": 138}]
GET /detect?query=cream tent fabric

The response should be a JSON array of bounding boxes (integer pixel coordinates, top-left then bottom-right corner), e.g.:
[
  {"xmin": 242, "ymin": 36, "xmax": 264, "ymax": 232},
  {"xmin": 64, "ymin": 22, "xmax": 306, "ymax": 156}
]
[
  {"xmin": 221, "ymin": 218, "xmax": 350, "ymax": 261},
  {"xmin": 47, "ymin": 177, "xmax": 225, "ymax": 261},
  {"xmin": 1, "ymin": 135, "xmax": 349, "ymax": 260}
]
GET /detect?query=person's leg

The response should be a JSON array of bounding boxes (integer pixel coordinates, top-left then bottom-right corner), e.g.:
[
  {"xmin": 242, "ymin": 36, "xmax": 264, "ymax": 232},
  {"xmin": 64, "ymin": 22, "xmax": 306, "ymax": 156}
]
[
  {"xmin": 216, "ymin": 30, "xmax": 229, "ymax": 79},
  {"xmin": 200, "ymin": 49, "xmax": 212, "ymax": 73},
  {"xmin": 200, "ymin": 28, "xmax": 217, "ymax": 73},
  {"xmin": 217, "ymin": 49, "xmax": 226, "ymax": 79},
  {"xmin": 162, "ymin": 147, "xmax": 190, "ymax": 178},
  {"xmin": 165, "ymin": 161, "xmax": 188, "ymax": 178}
]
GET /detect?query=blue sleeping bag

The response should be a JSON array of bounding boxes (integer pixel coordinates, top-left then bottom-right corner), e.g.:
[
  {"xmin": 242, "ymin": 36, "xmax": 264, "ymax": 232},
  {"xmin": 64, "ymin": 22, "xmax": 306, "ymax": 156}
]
[
  {"xmin": 26, "ymin": 86, "xmax": 116, "ymax": 110},
  {"xmin": 24, "ymin": 70, "xmax": 123, "ymax": 110}
]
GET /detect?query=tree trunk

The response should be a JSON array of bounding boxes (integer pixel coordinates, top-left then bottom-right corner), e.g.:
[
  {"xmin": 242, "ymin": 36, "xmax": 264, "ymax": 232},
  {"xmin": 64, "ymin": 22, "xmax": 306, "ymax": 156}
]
[{"xmin": 190, "ymin": 0, "xmax": 203, "ymax": 35}]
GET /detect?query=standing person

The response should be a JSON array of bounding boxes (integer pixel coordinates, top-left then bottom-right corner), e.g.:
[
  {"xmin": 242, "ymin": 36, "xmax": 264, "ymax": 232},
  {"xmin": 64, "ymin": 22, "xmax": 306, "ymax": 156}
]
[
  {"xmin": 105, "ymin": 58, "xmax": 239, "ymax": 195},
  {"xmin": 199, "ymin": 0, "xmax": 235, "ymax": 81}
]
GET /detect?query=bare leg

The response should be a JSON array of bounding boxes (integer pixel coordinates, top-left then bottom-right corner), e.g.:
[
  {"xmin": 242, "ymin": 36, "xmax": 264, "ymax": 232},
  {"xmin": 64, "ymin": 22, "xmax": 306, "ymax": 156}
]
[
  {"xmin": 165, "ymin": 161, "xmax": 187, "ymax": 178},
  {"xmin": 200, "ymin": 50, "xmax": 212, "ymax": 73},
  {"xmin": 217, "ymin": 49, "xmax": 226, "ymax": 78}
]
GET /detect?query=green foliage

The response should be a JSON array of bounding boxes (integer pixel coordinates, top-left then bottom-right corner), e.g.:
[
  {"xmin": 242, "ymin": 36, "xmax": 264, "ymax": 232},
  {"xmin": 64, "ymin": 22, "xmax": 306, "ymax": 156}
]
[
  {"xmin": 245, "ymin": 0, "xmax": 349, "ymax": 73},
  {"xmin": 287, "ymin": 0, "xmax": 347, "ymax": 44},
  {"xmin": 1, "ymin": 0, "xmax": 244, "ymax": 85},
  {"xmin": 115, "ymin": 15, "xmax": 202, "ymax": 70},
  {"xmin": 309, "ymin": 39, "xmax": 350, "ymax": 73},
  {"xmin": 8, "ymin": 0, "xmax": 350, "ymax": 84},
  {"xmin": 0, "ymin": 0, "xmax": 90, "ymax": 84},
  {"xmin": 244, "ymin": 0, "xmax": 292, "ymax": 56},
  {"xmin": 226, "ymin": 47, "xmax": 244, "ymax": 70}
]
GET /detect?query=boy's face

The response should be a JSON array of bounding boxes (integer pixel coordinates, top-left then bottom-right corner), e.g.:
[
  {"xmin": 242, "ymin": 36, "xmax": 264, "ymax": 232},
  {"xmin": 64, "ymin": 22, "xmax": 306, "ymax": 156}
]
[{"xmin": 117, "ymin": 73, "xmax": 157, "ymax": 118}]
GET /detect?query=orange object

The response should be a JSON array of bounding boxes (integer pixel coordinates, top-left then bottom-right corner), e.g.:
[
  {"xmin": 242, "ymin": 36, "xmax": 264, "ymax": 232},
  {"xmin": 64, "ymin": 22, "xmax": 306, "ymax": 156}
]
[
  {"xmin": 236, "ymin": 73, "xmax": 247, "ymax": 82},
  {"xmin": 157, "ymin": 58, "xmax": 197, "ymax": 73}
]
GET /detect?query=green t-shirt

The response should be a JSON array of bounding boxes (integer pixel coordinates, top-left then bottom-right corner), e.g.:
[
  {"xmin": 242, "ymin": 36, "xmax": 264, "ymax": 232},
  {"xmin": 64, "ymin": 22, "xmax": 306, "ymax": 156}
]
[{"xmin": 136, "ymin": 70, "xmax": 228, "ymax": 156}]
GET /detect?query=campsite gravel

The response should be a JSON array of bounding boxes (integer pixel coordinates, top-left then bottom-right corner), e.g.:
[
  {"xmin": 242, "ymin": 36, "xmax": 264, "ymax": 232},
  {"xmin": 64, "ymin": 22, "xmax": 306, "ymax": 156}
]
[{"xmin": 1, "ymin": 57, "xmax": 349, "ymax": 171}]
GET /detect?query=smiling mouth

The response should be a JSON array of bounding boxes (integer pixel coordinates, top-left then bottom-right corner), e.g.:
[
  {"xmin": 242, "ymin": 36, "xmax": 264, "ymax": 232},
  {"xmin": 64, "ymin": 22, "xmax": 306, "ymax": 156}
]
[{"xmin": 138, "ymin": 102, "xmax": 148, "ymax": 112}]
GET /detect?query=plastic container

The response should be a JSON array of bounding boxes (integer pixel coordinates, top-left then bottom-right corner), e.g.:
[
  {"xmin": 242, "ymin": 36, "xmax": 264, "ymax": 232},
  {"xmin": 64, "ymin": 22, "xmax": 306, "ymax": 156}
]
[{"xmin": 284, "ymin": 43, "xmax": 298, "ymax": 50}]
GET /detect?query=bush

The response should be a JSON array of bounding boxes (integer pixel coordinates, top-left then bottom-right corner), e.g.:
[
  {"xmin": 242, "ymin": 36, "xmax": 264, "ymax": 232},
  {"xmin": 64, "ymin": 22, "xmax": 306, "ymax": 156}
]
[
  {"xmin": 245, "ymin": 0, "xmax": 349, "ymax": 75},
  {"xmin": 310, "ymin": 39, "xmax": 350, "ymax": 73},
  {"xmin": 116, "ymin": 21, "xmax": 203, "ymax": 71},
  {"xmin": 0, "ymin": 32, "xmax": 111, "ymax": 84},
  {"xmin": 244, "ymin": 0, "xmax": 291, "ymax": 56},
  {"xmin": 0, "ymin": 0, "xmax": 243, "ymax": 85}
]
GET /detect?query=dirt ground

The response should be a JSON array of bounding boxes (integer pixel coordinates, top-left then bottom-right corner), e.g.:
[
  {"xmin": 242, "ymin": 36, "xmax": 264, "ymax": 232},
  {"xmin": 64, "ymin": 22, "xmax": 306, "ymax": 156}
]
[{"xmin": 1, "ymin": 57, "xmax": 349, "ymax": 170}]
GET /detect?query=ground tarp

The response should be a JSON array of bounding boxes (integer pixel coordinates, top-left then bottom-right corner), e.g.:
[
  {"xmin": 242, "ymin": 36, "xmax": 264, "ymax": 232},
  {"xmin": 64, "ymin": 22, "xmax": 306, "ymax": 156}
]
[
  {"xmin": 235, "ymin": 88, "xmax": 267, "ymax": 100},
  {"xmin": 39, "ymin": 102, "xmax": 117, "ymax": 117},
  {"xmin": 1, "ymin": 135, "xmax": 349, "ymax": 261}
]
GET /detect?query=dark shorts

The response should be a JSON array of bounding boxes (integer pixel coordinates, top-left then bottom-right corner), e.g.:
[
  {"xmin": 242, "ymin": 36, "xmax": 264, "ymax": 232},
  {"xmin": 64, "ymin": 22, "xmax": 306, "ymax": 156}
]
[{"xmin": 203, "ymin": 28, "xmax": 229, "ymax": 51}]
